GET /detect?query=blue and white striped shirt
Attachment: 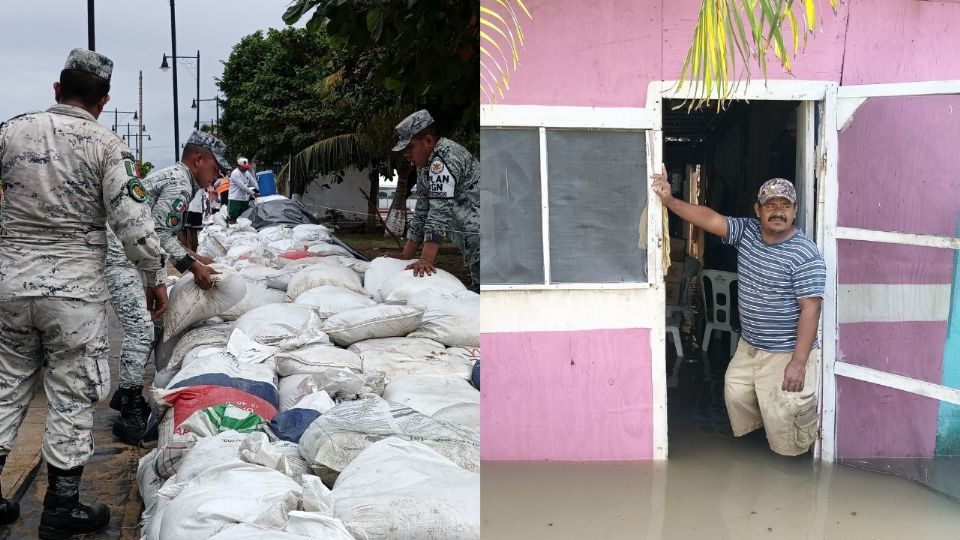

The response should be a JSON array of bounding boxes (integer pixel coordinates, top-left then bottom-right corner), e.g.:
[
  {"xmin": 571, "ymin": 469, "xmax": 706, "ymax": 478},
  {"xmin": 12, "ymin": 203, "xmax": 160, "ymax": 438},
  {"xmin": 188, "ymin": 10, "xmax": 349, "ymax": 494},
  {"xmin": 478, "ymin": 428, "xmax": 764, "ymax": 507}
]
[{"xmin": 724, "ymin": 217, "xmax": 826, "ymax": 352}]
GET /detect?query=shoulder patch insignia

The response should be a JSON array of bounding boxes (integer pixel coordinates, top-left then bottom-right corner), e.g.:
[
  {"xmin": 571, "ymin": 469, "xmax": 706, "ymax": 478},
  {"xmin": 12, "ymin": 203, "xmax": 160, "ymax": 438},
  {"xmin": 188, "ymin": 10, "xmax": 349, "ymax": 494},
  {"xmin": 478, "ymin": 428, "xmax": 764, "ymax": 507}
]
[
  {"xmin": 124, "ymin": 160, "xmax": 142, "ymax": 179},
  {"xmin": 127, "ymin": 178, "xmax": 147, "ymax": 202},
  {"xmin": 166, "ymin": 211, "xmax": 181, "ymax": 229},
  {"xmin": 428, "ymin": 156, "xmax": 455, "ymax": 199},
  {"xmin": 171, "ymin": 198, "xmax": 186, "ymax": 215}
]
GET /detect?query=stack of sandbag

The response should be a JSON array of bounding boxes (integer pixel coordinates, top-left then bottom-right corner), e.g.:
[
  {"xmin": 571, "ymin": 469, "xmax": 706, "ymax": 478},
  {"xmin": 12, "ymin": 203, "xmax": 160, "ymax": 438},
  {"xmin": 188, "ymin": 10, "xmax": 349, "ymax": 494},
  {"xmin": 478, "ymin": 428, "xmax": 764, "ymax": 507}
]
[
  {"xmin": 382, "ymin": 374, "xmax": 480, "ymax": 430},
  {"xmin": 350, "ymin": 337, "xmax": 474, "ymax": 382}
]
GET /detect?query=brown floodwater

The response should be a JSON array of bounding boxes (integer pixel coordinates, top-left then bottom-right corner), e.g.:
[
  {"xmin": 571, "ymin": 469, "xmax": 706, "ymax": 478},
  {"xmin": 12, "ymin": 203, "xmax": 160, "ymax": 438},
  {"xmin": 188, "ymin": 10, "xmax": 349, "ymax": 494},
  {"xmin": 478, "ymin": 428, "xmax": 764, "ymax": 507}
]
[{"xmin": 482, "ymin": 376, "xmax": 960, "ymax": 540}]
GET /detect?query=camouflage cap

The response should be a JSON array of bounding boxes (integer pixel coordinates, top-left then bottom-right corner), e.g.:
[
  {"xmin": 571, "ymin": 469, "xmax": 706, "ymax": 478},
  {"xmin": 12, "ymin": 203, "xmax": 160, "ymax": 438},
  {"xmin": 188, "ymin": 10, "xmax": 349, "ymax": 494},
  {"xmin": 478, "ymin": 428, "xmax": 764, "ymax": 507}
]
[
  {"xmin": 186, "ymin": 130, "xmax": 231, "ymax": 171},
  {"xmin": 392, "ymin": 109, "xmax": 434, "ymax": 151},
  {"xmin": 63, "ymin": 48, "xmax": 113, "ymax": 82},
  {"xmin": 757, "ymin": 178, "xmax": 797, "ymax": 204}
]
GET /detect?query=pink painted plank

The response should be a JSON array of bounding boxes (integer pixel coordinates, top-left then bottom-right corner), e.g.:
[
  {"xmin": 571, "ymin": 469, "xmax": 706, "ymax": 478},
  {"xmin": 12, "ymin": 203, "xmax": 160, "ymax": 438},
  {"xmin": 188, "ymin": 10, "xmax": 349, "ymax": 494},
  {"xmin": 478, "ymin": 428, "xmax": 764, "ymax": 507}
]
[
  {"xmin": 837, "ymin": 96, "xmax": 960, "ymax": 238},
  {"xmin": 480, "ymin": 328, "xmax": 653, "ymax": 461},
  {"xmin": 838, "ymin": 322, "xmax": 947, "ymax": 385},
  {"xmin": 837, "ymin": 241, "xmax": 954, "ymax": 285},
  {"xmin": 836, "ymin": 378, "xmax": 939, "ymax": 458}
]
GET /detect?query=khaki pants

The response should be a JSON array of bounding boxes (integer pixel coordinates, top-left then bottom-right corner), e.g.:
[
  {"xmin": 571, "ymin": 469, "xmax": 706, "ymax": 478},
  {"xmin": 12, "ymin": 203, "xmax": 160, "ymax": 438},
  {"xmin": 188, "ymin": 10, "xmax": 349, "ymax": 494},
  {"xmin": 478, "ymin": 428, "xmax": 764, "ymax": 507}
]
[
  {"xmin": 724, "ymin": 339, "xmax": 819, "ymax": 456},
  {"xmin": 0, "ymin": 298, "xmax": 110, "ymax": 470}
]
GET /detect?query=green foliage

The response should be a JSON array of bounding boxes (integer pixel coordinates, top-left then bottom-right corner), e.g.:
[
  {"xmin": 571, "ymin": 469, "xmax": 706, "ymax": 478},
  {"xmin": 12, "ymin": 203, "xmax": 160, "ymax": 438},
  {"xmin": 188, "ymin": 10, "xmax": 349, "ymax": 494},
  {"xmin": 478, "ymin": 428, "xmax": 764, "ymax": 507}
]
[
  {"xmin": 282, "ymin": 0, "xmax": 480, "ymax": 136},
  {"xmin": 217, "ymin": 28, "xmax": 346, "ymax": 166}
]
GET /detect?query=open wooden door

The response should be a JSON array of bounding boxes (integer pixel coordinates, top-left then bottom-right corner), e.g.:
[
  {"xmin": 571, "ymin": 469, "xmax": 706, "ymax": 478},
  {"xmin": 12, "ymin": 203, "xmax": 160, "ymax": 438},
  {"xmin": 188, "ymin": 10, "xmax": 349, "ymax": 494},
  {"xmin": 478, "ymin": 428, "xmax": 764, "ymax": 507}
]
[{"xmin": 819, "ymin": 81, "xmax": 960, "ymax": 498}]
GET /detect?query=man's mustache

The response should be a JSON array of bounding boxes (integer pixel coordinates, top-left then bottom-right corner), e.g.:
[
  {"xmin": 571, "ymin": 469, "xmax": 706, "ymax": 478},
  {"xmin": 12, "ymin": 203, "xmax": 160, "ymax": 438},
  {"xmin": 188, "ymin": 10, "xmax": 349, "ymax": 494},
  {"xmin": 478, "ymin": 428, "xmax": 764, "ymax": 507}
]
[{"xmin": 768, "ymin": 216, "xmax": 787, "ymax": 222}]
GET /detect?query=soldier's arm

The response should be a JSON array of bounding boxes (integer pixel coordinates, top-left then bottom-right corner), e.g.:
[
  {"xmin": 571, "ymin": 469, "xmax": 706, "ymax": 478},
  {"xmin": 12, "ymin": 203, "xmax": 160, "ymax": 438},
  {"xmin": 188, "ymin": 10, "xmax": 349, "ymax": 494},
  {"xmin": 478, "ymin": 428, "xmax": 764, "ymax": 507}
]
[
  {"xmin": 101, "ymin": 142, "xmax": 166, "ymax": 287},
  {"xmin": 152, "ymin": 181, "xmax": 193, "ymax": 272},
  {"xmin": 421, "ymin": 153, "xmax": 468, "ymax": 249}
]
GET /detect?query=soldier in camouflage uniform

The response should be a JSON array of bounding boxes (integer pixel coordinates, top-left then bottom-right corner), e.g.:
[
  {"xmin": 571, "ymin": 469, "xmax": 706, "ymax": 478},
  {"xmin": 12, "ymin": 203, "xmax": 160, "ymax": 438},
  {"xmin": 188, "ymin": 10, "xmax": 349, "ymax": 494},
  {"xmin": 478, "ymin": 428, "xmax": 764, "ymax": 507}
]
[
  {"xmin": 0, "ymin": 49, "xmax": 168, "ymax": 538},
  {"xmin": 387, "ymin": 110, "xmax": 480, "ymax": 292},
  {"xmin": 106, "ymin": 130, "xmax": 229, "ymax": 446}
]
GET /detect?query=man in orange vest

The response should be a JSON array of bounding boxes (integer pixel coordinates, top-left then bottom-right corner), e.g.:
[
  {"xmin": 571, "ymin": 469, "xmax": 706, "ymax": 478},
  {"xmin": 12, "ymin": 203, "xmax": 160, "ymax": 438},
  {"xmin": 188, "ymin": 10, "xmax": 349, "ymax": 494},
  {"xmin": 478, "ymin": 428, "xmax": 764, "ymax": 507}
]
[{"xmin": 213, "ymin": 174, "xmax": 230, "ymax": 207}]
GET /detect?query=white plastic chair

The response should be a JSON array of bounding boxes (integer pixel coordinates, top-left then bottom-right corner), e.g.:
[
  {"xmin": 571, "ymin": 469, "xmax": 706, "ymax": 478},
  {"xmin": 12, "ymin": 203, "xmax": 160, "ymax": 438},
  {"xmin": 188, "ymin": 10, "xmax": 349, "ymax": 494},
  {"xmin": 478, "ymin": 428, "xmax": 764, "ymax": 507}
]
[
  {"xmin": 666, "ymin": 256, "xmax": 703, "ymax": 386},
  {"xmin": 700, "ymin": 269, "xmax": 739, "ymax": 362}
]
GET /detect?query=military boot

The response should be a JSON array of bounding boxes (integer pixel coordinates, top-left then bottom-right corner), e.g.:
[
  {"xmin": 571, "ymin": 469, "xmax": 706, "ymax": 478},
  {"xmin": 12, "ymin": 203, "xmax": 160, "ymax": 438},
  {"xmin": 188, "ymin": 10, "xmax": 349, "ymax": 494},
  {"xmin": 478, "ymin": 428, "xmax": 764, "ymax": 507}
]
[
  {"xmin": 38, "ymin": 465, "xmax": 109, "ymax": 539},
  {"xmin": 0, "ymin": 457, "xmax": 20, "ymax": 525},
  {"xmin": 111, "ymin": 386, "xmax": 148, "ymax": 446}
]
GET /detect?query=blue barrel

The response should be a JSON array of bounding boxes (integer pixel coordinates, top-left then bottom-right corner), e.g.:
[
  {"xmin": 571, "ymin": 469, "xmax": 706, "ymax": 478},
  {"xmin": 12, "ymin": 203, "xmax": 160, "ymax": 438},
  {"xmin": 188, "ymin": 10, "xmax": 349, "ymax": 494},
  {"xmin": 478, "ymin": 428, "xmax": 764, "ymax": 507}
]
[{"xmin": 256, "ymin": 170, "xmax": 277, "ymax": 196}]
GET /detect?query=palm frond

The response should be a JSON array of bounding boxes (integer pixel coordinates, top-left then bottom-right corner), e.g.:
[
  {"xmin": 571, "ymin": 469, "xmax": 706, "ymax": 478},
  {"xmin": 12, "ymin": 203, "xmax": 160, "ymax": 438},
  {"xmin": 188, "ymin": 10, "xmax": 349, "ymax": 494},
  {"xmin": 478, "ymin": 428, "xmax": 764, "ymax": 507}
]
[
  {"xmin": 479, "ymin": 0, "xmax": 533, "ymax": 102},
  {"xmin": 677, "ymin": 0, "xmax": 839, "ymax": 111}
]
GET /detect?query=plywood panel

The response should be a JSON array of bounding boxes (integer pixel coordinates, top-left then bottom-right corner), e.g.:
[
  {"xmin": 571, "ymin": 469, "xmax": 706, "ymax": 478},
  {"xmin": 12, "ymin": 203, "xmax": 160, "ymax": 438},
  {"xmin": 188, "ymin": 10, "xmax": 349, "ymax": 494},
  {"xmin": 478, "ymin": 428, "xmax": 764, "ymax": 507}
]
[
  {"xmin": 837, "ymin": 378, "xmax": 939, "ymax": 458},
  {"xmin": 480, "ymin": 328, "xmax": 653, "ymax": 460},
  {"xmin": 838, "ymin": 322, "xmax": 946, "ymax": 386}
]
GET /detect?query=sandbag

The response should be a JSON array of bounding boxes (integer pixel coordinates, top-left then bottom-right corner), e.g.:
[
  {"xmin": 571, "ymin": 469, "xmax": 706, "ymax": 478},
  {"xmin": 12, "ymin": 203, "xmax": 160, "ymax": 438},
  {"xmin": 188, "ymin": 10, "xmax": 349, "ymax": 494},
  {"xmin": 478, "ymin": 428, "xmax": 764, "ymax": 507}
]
[
  {"xmin": 286, "ymin": 265, "xmax": 366, "ymax": 300},
  {"xmin": 350, "ymin": 337, "xmax": 473, "ymax": 381},
  {"xmin": 292, "ymin": 285, "xmax": 376, "ymax": 318},
  {"xmin": 322, "ymin": 305, "xmax": 424, "ymax": 347},
  {"xmin": 138, "ymin": 448, "xmax": 166, "ymax": 524},
  {"xmin": 292, "ymin": 223, "xmax": 332, "ymax": 244},
  {"xmin": 232, "ymin": 303, "xmax": 322, "ymax": 346},
  {"xmin": 298, "ymin": 396, "xmax": 479, "ymax": 485},
  {"xmin": 154, "ymin": 462, "xmax": 301, "ymax": 540},
  {"xmin": 237, "ymin": 263, "xmax": 285, "ymax": 285},
  {"xmin": 275, "ymin": 344, "xmax": 362, "ymax": 377},
  {"xmin": 164, "ymin": 265, "xmax": 247, "ymax": 341},
  {"xmin": 364, "ymin": 257, "xmax": 414, "ymax": 302},
  {"xmin": 432, "ymin": 403, "xmax": 480, "ymax": 430},
  {"xmin": 379, "ymin": 268, "xmax": 467, "ymax": 304},
  {"xmin": 331, "ymin": 437, "xmax": 480, "ymax": 540},
  {"xmin": 407, "ymin": 290, "xmax": 479, "ymax": 347},
  {"xmin": 381, "ymin": 374, "xmax": 480, "ymax": 417},
  {"xmin": 279, "ymin": 369, "xmax": 385, "ymax": 411},
  {"xmin": 167, "ymin": 324, "xmax": 233, "ymax": 372},
  {"xmin": 220, "ymin": 282, "xmax": 287, "ymax": 321},
  {"xmin": 266, "ymin": 391, "xmax": 335, "ymax": 443},
  {"xmin": 305, "ymin": 242, "xmax": 352, "ymax": 257}
]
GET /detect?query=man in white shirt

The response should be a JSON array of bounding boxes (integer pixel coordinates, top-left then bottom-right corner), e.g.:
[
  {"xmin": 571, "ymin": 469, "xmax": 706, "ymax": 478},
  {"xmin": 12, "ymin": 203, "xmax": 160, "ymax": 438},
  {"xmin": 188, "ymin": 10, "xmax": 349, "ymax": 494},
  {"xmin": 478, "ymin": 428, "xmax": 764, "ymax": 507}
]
[{"xmin": 228, "ymin": 156, "xmax": 259, "ymax": 221}]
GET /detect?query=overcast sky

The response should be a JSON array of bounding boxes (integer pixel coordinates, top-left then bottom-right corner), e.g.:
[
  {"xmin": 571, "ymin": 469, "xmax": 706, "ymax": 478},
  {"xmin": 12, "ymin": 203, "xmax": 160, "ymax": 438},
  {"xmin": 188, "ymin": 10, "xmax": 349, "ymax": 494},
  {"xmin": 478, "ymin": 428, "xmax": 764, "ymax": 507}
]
[{"xmin": 0, "ymin": 0, "xmax": 298, "ymax": 169}]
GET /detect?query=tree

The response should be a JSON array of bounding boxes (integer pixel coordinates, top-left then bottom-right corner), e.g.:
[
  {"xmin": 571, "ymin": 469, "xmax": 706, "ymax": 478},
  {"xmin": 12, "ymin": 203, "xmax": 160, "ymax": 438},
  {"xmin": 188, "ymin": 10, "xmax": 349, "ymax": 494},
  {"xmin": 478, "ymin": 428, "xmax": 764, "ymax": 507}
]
[
  {"xmin": 678, "ymin": 0, "xmax": 839, "ymax": 110},
  {"xmin": 282, "ymin": 0, "xmax": 480, "ymax": 147},
  {"xmin": 217, "ymin": 28, "xmax": 344, "ymax": 166}
]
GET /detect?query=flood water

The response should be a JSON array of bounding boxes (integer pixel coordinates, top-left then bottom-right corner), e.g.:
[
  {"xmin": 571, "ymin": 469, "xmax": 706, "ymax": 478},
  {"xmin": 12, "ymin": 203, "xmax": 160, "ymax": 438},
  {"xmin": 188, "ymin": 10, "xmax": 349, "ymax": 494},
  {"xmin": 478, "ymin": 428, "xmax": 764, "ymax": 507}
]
[{"xmin": 482, "ymin": 372, "xmax": 960, "ymax": 540}]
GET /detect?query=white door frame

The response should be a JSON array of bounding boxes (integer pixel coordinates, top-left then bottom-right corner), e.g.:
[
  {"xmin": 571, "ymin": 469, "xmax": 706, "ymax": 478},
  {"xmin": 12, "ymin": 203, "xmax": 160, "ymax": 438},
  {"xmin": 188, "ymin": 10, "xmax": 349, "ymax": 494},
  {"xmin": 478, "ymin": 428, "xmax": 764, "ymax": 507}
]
[{"xmin": 653, "ymin": 80, "xmax": 831, "ymax": 457}]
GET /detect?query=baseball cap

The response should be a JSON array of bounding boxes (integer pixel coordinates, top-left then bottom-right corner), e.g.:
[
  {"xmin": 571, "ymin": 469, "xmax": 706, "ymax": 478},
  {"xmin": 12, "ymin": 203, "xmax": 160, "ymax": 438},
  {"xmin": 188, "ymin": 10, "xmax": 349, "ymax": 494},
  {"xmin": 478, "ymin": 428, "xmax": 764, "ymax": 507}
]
[
  {"xmin": 63, "ymin": 48, "xmax": 113, "ymax": 82},
  {"xmin": 392, "ymin": 109, "xmax": 434, "ymax": 152},
  {"xmin": 757, "ymin": 178, "xmax": 797, "ymax": 205},
  {"xmin": 186, "ymin": 130, "xmax": 231, "ymax": 171},
  {"xmin": 237, "ymin": 157, "xmax": 251, "ymax": 171}
]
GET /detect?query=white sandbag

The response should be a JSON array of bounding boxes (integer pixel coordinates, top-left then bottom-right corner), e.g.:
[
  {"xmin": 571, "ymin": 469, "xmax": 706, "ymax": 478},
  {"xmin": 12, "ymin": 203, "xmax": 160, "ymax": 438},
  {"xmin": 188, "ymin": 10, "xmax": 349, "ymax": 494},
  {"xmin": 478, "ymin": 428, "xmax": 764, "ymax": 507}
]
[
  {"xmin": 167, "ymin": 324, "xmax": 233, "ymax": 372},
  {"xmin": 232, "ymin": 303, "xmax": 321, "ymax": 346},
  {"xmin": 256, "ymin": 225, "xmax": 292, "ymax": 243},
  {"xmin": 293, "ymin": 285, "xmax": 376, "ymax": 318},
  {"xmin": 197, "ymin": 238, "xmax": 226, "ymax": 260},
  {"xmin": 350, "ymin": 337, "xmax": 473, "ymax": 381},
  {"xmin": 275, "ymin": 344, "xmax": 362, "ymax": 377},
  {"xmin": 268, "ymin": 238, "xmax": 297, "ymax": 255},
  {"xmin": 175, "ymin": 430, "xmax": 247, "ymax": 485},
  {"xmin": 331, "ymin": 438, "xmax": 480, "ymax": 540},
  {"xmin": 407, "ymin": 290, "xmax": 479, "ymax": 347},
  {"xmin": 279, "ymin": 374, "xmax": 317, "ymax": 412},
  {"xmin": 220, "ymin": 282, "xmax": 287, "ymax": 320},
  {"xmin": 305, "ymin": 242, "xmax": 352, "ymax": 257},
  {"xmin": 164, "ymin": 265, "xmax": 247, "ymax": 341},
  {"xmin": 138, "ymin": 448, "xmax": 166, "ymax": 524},
  {"xmin": 446, "ymin": 346, "xmax": 480, "ymax": 363},
  {"xmin": 156, "ymin": 462, "xmax": 301, "ymax": 540},
  {"xmin": 432, "ymin": 403, "xmax": 480, "ymax": 430},
  {"xmin": 290, "ymin": 390, "xmax": 336, "ymax": 413},
  {"xmin": 322, "ymin": 305, "xmax": 423, "ymax": 347},
  {"xmin": 234, "ymin": 217, "xmax": 256, "ymax": 232},
  {"xmin": 284, "ymin": 511, "xmax": 356, "ymax": 540},
  {"xmin": 226, "ymin": 241, "xmax": 264, "ymax": 258},
  {"xmin": 237, "ymin": 263, "xmax": 285, "ymax": 285},
  {"xmin": 292, "ymin": 223, "xmax": 331, "ymax": 242},
  {"xmin": 167, "ymin": 348, "xmax": 277, "ymax": 391},
  {"xmin": 379, "ymin": 268, "xmax": 467, "ymax": 304},
  {"xmin": 208, "ymin": 524, "xmax": 325, "ymax": 539},
  {"xmin": 382, "ymin": 374, "xmax": 480, "ymax": 417},
  {"xmin": 239, "ymin": 432, "xmax": 311, "ymax": 483},
  {"xmin": 298, "ymin": 396, "xmax": 479, "ymax": 485},
  {"xmin": 264, "ymin": 266, "xmax": 302, "ymax": 291},
  {"xmin": 364, "ymin": 257, "xmax": 414, "ymax": 301},
  {"xmin": 286, "ymin": 265, "xmax": 366, "ymax": 300}
]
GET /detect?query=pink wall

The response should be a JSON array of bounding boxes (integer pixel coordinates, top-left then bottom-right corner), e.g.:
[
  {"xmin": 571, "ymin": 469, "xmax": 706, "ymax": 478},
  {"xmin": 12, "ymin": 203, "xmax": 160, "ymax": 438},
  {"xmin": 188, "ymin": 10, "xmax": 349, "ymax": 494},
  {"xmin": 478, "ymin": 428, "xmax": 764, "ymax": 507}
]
[
  {"xmin": 836, "ymin": 378, "xmax": 939, "ymax": 458},
  {"xmin": 480, "ymin": 329, "xmax": 653, "ymax": 461}
]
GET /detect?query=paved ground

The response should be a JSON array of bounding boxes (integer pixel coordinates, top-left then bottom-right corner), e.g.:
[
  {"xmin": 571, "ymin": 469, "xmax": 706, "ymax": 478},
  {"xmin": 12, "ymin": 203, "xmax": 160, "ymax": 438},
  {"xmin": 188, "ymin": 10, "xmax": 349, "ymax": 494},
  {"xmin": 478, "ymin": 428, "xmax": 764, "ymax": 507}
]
[{"xmin": 0, "ymin": 306, "xmax": 147, "ymax": 540}]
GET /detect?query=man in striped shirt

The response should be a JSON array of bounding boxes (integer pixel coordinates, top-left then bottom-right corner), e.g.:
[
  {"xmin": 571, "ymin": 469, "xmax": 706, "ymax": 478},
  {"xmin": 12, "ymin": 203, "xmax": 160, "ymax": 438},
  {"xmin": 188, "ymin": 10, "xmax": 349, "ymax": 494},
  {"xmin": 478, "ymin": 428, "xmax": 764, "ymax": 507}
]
[{"xmin": 652, "ymin": 173, "xmax": 825, "ymax": 456}]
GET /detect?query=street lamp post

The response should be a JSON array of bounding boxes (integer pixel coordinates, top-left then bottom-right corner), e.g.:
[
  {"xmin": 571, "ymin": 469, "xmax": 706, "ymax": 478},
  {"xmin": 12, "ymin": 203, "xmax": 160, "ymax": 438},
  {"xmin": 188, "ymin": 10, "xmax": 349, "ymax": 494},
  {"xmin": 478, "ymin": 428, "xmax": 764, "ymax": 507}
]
[
  {"xmin": 102, "ymin": 109, "xmax": 137, "ymax": 133},
  {"xmin": 161, "ymin": 49, "xmax": 200, "ymax": 159},
  {"xmin": 191, "ymin": 97, "xmax": 220, "ymax": 131},
  {"xmin": 116, "ymin": 122, "xmax": 149, "ymax": 157}
]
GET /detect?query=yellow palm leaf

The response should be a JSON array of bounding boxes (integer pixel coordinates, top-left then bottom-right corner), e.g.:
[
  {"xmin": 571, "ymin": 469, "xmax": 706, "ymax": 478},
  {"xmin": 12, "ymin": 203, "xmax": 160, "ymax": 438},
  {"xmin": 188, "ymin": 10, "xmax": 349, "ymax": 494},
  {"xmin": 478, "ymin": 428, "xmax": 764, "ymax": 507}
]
[{"xmin": 480, "ymin": 0, "xmax": 533, "ymax": 103}]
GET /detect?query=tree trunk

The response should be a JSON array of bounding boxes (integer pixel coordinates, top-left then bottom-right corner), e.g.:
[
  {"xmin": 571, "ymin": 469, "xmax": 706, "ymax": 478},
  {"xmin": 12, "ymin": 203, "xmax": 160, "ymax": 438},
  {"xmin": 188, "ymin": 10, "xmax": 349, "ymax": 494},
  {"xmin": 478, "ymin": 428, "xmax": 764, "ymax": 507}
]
[{"xmin": 366, "ymin": 169, "xmax": 380, "ymax": 232}]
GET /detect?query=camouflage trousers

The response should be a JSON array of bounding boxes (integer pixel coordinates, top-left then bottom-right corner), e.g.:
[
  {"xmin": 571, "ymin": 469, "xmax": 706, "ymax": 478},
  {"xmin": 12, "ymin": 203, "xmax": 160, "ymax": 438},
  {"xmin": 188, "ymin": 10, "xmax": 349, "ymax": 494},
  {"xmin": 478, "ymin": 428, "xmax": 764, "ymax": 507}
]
[
  {"xmin": 454, "ymin": 231, "xmax": 480, "ymax": 293},
  {"xmin": 104, "ymin": 264, "xmax": 153, "ymax": 389},
  {"xmin": 0, "ymin": 298, "xmax": 110, "ymax": 470}
]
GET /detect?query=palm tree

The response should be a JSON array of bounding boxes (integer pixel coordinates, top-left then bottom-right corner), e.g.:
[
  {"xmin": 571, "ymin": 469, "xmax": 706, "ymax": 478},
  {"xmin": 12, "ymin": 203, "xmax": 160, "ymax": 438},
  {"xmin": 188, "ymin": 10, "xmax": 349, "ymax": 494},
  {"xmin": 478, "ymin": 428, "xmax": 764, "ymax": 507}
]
[{"xmin": 677, "ymin": 0, "xmax": 839, "ymax": 110}]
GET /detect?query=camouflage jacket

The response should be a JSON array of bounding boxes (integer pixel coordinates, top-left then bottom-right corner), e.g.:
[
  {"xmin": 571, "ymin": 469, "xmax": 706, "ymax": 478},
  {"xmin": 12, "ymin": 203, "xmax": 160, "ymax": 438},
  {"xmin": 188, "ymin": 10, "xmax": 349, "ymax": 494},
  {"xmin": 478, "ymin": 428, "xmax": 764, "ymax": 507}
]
[
  {"xmin": 407, "ymin": 137, "xmax": 480, "ymax": 246},
  {"xmin": 107, "ymin": 161, "xmax": 194, "ymax": 270},
  {"xmin": 0, "ymin": 104, "xmax": 166, "ymax": 302}
]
